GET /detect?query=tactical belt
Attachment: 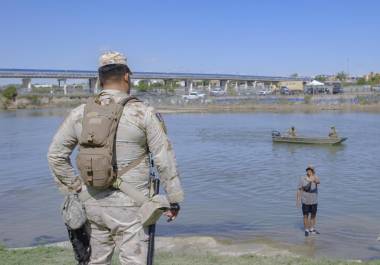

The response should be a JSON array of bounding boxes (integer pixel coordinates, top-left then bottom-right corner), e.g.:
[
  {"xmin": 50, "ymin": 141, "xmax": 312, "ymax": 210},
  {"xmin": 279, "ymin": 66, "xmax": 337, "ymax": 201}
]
[{"xmin": 77, "ymin": 154, "xmax": 170, "ymax": 227}]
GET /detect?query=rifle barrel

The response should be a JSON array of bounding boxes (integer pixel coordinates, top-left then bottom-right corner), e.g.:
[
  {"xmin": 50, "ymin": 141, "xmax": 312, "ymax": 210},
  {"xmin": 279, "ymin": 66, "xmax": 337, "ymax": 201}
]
[{"xmin": 147, "ymin": 178, "xmax": 160, "ymax": 265}]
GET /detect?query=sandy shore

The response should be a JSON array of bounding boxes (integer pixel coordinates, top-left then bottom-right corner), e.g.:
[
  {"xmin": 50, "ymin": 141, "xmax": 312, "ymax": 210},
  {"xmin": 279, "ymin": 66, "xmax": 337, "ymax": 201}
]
[
  {"xmin": 35, "ymin": 236, "xmax": 295, "ymax": 258},
  {"xmin": 7, "ymin": 236, "xmax": 372, "ymax": 264}
]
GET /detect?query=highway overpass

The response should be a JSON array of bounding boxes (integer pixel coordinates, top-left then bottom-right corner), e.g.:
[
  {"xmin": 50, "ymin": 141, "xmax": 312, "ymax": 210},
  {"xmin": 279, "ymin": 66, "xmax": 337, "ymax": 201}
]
[{"xmin": 0, "ymin": 68, "xmax": 309, "ymax": 94}]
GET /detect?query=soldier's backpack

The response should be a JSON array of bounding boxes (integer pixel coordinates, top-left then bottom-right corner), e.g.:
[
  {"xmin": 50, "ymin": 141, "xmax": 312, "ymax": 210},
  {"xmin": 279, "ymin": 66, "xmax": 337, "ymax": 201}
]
[{"xmin": 76, "ymin": 95, "xmax": 139, "ymax": 189}]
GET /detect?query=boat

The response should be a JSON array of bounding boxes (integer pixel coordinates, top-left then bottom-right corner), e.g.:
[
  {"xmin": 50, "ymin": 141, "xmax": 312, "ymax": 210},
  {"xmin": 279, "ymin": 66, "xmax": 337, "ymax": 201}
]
[{"xmin": 272, "ymin": 131, "xmax": 347, "ymax": 145}]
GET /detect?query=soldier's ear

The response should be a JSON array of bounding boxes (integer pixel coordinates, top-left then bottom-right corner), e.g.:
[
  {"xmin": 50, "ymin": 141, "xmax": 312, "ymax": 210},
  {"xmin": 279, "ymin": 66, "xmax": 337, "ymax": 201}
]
[{"xmin": 124, "ymin": 73, "xmax": 129, "ymax": 83}]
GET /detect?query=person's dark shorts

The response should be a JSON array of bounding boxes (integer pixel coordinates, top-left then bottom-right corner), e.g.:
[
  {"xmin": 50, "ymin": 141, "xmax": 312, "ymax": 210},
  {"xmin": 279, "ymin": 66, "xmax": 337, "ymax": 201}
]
[{"xmin": 302, "ymin": 204, "xmax": 318, "ymax": 216}]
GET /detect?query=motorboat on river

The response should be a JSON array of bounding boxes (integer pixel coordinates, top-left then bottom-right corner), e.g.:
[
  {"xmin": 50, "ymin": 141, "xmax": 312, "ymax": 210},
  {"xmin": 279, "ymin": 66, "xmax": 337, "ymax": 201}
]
[{"xmin": 272, "ymin": 130, "xmax": 347, "ymax": 145}]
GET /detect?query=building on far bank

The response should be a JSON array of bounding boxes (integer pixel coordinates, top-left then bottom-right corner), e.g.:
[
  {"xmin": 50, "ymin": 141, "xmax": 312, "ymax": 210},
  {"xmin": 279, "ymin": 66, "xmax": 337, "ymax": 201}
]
[
  {"xmin": 364, "ymin": 72, "xmax": 380, "ymax": 82},
  {"xmin": 276, "ymin": 80, "xmax": 304, "ymax": 93}
]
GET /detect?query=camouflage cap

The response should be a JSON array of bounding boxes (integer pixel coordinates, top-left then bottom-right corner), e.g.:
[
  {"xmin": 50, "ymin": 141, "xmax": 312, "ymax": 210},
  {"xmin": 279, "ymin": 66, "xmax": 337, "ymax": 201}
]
[{"xmin": 99, "ymin": 51, "xmax": 127, "ymax": 67}]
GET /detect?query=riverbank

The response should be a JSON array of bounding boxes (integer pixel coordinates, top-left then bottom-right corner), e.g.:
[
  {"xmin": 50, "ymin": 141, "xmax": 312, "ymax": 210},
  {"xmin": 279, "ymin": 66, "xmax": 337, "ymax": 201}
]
[
  {"xmin": 156, "ymin": 103, "xmax": 380, "ymax": 113},
  {"xmin": 3, "ymin": 236, "xmax": 379, "ymax": 265},
  {"xmin": 1, "ymin": 94, "xmax": 380, "ymax": 113}
]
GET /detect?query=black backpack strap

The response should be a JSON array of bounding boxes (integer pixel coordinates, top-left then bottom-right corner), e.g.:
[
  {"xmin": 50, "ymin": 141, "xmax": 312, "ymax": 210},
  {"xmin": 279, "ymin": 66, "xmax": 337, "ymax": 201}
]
[{"xmin": 119, "ymin": 96, "xmax": 141, "ymax": 106}]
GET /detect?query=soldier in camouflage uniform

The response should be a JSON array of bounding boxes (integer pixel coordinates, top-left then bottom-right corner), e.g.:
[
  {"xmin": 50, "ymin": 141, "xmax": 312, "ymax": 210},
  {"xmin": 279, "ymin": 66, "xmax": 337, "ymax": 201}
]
[{"xmin": 48, "ymin": 51, "xmax": 184, "ymax": 265}]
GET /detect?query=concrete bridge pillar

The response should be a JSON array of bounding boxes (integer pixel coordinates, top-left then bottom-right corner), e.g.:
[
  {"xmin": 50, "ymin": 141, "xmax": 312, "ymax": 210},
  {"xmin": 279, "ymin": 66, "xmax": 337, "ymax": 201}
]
[
  {"xmin": 220, "ymin": 80, "xmax": 229, "ymax": 91},
  {"xmin": 89, "ymin": 78, "xmax": 99, "ymax": 94},
  {"xmin": 235, "ymin": 81, "xmax": 239, "ymax": 90},
  {"xmin": 208, "ymin": 82, "xmax": 211, "ymax": 92},
  {"xmin": 184, "ymin": 80, "xmax": 193, "ymax": 93},
  {"xmin": 244, "ymin": 81, "xmax": 248, "ymax": 89},
  {"xmin": 58, "ymin": 79, "xmax": 67, "ymax": 95},
  {"xmin": 22, "ymin": 78, "xmax": 32, "ymax": 92}
]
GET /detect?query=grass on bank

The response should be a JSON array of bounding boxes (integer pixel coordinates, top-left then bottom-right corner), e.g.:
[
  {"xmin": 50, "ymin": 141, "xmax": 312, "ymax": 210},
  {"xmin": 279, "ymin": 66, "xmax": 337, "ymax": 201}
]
[{"xmin": 1, "ymin": 246, "xmax": 380, "ymax": 265}]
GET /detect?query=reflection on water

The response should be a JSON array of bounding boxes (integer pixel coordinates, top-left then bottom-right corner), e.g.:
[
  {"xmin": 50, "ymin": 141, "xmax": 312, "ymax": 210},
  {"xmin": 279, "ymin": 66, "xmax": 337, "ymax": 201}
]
[
  {"xmin": 0, "ymin": 109, "xmax": 379, "ymax": 260},
  {"xmin": 272, "ymin": 142, "xmax": 347, "ymax": 156}
]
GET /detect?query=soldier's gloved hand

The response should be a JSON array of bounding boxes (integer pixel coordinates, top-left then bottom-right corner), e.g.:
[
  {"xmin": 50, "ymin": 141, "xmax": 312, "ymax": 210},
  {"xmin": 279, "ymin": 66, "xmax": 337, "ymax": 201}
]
[{"xmin": 164, "ymin": 203, "xmax": 180, "ymax": 222}]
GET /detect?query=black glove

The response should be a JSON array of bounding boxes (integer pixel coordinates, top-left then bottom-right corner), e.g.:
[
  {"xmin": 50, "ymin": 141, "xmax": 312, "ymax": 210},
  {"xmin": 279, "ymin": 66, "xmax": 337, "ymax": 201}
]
[
  {"xmin": 66, "ymin": 224, "xmax": 91, "ymax": 265},
  {"xmin": 167, "ymin": 203, "xmax": 180, "ymax": 222}
]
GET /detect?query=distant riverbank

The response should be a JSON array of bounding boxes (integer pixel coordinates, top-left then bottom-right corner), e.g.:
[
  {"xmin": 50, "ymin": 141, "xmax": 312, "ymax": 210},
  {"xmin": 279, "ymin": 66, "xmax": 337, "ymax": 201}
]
[
  {"xmin": 1, "ymin": 93, "xmax": 380, "ymax": 113},
  {"xmin": 156, "ymin": 103, "xmax": 380, "ymax": 113}
]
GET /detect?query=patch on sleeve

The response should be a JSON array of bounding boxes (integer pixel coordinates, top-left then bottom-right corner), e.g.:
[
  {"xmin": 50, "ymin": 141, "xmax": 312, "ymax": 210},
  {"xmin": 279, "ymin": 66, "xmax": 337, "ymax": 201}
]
[
  {"xmin": 155, "ymin": 112, "xmax": 167, "ymax": 133},
  {"xmin": 155, "ymin": 112, "xmax": 164, "ymax": 122}
]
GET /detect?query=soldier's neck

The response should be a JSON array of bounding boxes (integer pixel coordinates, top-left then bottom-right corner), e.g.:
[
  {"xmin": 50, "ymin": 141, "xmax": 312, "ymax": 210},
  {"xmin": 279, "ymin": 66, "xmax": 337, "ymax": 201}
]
[{"xmin": 102, "ymin": 83, "xmax": 130, "ymax": 94}]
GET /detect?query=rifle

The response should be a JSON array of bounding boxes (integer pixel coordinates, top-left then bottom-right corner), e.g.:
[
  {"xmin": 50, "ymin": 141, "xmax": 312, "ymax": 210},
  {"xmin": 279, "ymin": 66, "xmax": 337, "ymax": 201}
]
[
  {"xmin": 147, "ymin": 154, "xmax": 159, "ymax": 265},
  {"xmin": 66, "ymin": 224, "xmax": 91, "ymax": 265},
  {"xmin": 146, "ymin": 155, "xmax": 180, "ymax": 265},
  {"xmin": 61, "ymin": 193, "xmax": 91, "ymax": 265}
]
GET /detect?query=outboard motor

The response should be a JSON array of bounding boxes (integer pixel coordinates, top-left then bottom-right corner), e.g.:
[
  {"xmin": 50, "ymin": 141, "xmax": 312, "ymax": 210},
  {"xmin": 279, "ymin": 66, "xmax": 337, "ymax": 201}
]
[{"xmin": 272, "ymin": 130, "xmax": 281, "ymax": 137}]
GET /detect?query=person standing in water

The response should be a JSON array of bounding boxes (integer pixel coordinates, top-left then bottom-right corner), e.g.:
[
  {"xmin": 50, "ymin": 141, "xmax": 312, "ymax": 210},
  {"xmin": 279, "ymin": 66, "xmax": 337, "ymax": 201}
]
[{"xmin": 296, "ymin": 165, "xmax": 320, "ymax": 237}]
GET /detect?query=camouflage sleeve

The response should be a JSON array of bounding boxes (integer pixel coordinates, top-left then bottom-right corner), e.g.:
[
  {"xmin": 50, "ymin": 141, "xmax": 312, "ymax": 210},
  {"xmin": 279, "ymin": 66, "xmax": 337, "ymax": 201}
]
[
  {"xmin": 145, "ymin": 107, "xmax": 184, "ymax": 203},
  {"xmin": 47, "ymin": 108, "xmax": 82, "ymax": 193}
]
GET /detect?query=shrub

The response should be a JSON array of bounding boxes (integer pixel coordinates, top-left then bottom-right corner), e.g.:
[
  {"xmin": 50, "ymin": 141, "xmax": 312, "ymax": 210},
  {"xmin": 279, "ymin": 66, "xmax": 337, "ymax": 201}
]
[
  {"xmin": 304, "ymin": 94, "xmax": 312, "ymax": 104},
  {"xmin": 1, "ymin": 85, "xmax": 18, "ymax": 101}
]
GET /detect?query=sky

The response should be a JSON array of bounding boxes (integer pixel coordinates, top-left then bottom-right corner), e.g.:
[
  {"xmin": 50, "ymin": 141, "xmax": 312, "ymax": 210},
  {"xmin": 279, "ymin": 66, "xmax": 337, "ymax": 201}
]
[{"xmin": 0, "ymin": 0, "xmax": 379, "ymax": 77}]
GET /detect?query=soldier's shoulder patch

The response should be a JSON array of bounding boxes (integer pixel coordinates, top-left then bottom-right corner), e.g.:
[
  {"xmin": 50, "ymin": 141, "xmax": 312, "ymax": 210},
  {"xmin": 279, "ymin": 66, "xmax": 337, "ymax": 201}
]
[
  {"xmin": 155, "ymin": 112, "xmax": 164, "ymax": 122},
  {"xmin": 155, "ymin": 112, "xmax": 167, "ymax": 133}
]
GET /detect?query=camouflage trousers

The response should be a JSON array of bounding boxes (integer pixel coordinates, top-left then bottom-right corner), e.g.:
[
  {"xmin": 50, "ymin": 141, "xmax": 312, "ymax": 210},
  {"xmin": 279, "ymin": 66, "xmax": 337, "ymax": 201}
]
[{"xmin": 84, "ymin": 203, "xmax": 148, "ymax": 265}]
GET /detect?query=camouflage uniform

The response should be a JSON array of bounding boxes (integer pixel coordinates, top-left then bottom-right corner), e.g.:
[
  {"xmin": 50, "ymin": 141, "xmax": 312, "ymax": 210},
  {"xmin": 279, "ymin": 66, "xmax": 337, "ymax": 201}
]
[
  {"xmin": 288, "ymin": 127, "xmax": 297, "ymax": 137},
  {"xmin": 48, "ymin": 52, "xmax": 184, "ymax": 265},
  {"xmin": 329, "ymin": 126, "xmax": 338, "ymax": 138}
]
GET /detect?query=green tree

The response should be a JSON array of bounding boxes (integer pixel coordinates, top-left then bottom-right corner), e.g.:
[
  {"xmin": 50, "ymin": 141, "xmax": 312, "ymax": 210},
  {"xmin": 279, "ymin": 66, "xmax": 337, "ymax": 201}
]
[
  {"xmin": 1, "ymin": 85, "xmax": 18, "ymax": 101},
  {"xmin": 314, "ymin": 75, "xmax": 327, "ymax": 82},
  {"xmin": 135, "ymin": 80, "xmax": 151, "ymax": 92},
  {"xmin": 356, "ymin": 77, "xmax": 367, "ymax": 85},
  {"xmin": 163, "ymin": 80, "xmax": 178, "ymax": 95},
  {"xmin": 336, "ymin": 71, "xmax": 347, "ymax": 81},
  {"xmin": 290, "ymin": 73, "xmax": 298, "ymax": 78},
  {"xmin": 369, "ymin": 74, "xmax": 380, "ymax": 85}
]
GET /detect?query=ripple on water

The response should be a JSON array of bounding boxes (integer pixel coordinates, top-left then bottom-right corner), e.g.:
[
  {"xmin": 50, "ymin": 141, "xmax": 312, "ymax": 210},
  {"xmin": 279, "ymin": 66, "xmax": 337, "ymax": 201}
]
[{"xmin": 0, "ymin": 111, "xmax": 379, "ymax": 260}]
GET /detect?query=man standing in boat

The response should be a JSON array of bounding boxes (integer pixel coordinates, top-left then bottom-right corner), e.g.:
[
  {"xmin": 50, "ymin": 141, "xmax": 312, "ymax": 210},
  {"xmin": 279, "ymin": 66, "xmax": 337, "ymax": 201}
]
[{"xmin": 296, "ymin": 165, "xmax": 320, "ymax": 237}]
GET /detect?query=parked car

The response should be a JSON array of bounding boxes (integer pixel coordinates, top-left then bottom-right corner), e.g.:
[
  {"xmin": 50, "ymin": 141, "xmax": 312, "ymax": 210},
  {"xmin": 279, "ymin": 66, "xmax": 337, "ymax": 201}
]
[
  {"xmin": 280, "ymin": 86, "xmax": 290, "ymax": 95},
  {"xmin": 210, "ymin": 89, "xmax": 226, "ymax": 96},
  {"xmin": 257, "ymin": 90, "xmax": 271, "ymax": 95},
  {"xmin": 182, "ymin": 91, "xmax": 206, "ymax": 100},
  {"xmin": 305, "ymin": 86, "xmax": 330, "ymax": 94},
  {"xmin": 372, "ymin": 86, "xmax": 380, "ymax": 92},
  {"xmin": 332, "ymin": 83, "xmax": 344, "ymax": 94}
]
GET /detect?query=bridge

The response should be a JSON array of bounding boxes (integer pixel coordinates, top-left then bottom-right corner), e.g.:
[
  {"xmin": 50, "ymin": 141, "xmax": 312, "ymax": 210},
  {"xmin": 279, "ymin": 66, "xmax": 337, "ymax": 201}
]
[{"xmin": 0, "ymin": 68, "xmax": 308, "ymax": 94}]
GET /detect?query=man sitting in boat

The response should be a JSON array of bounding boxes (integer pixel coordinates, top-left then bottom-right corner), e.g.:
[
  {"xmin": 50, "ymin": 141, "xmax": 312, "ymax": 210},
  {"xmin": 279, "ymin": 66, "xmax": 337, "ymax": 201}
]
[
  {"xmin": 328, "ymin": 126, "xmax": 338, "ymax": 138},
  {"xmin": 287, "ymin": 126, "xmax": 297, "ymax": 137}
]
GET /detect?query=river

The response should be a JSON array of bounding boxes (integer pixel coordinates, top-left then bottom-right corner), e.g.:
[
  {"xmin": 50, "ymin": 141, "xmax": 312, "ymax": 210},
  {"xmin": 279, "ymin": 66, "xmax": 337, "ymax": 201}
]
[{"xmin": 0, "ymin": 109, "xmax": 379, "ymax": 260}]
